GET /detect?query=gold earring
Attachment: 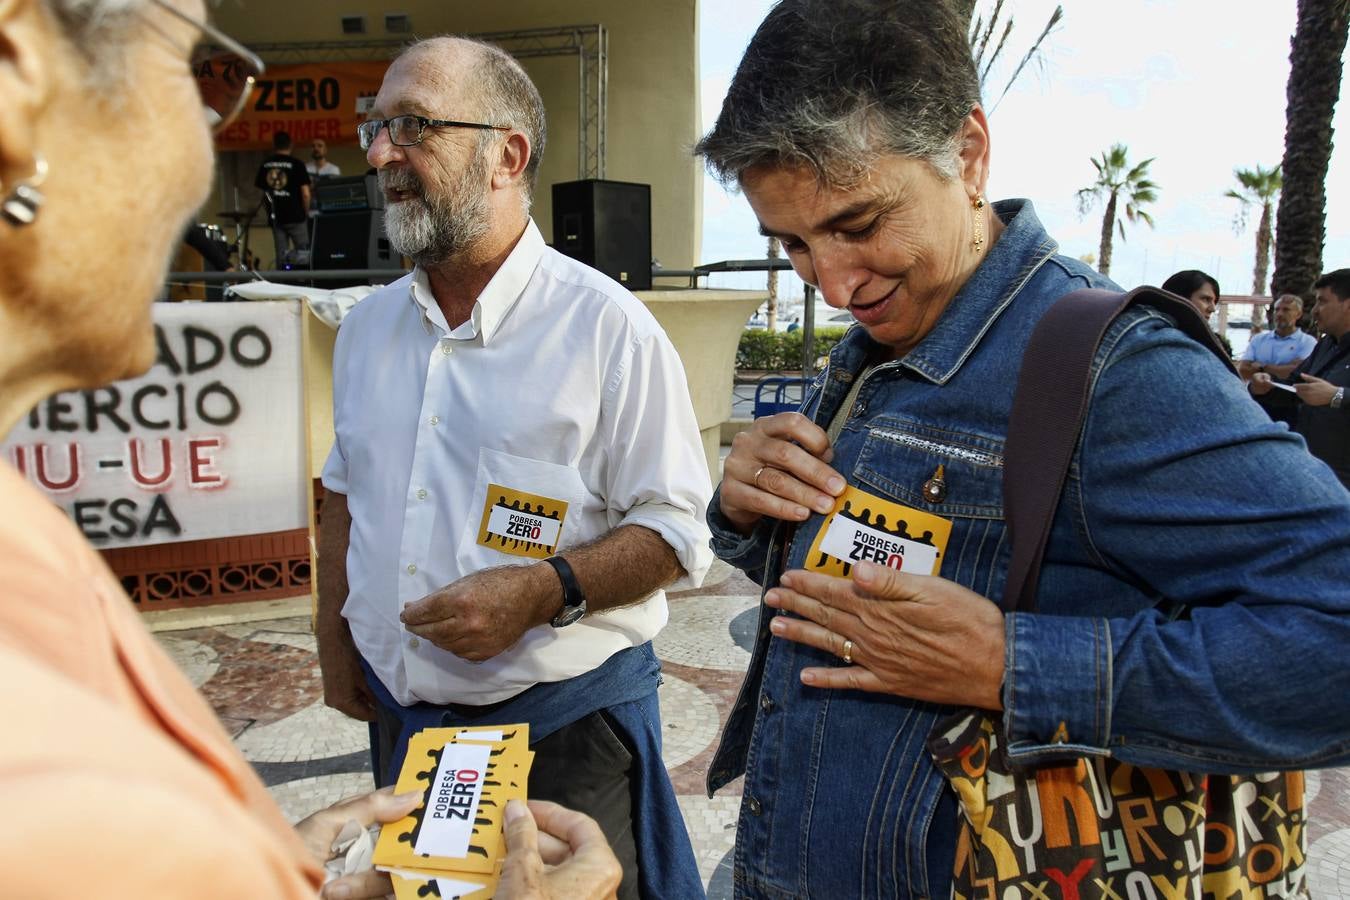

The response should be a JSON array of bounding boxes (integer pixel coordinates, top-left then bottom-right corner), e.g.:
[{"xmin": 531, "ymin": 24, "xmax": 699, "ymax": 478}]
[
  {"xmin": 1, "ymin": 155, "xmax": 48, "ymax": 227},
  {"xmin": 971, "ymin": 195, "xmax": 986, "ymax": 253}
]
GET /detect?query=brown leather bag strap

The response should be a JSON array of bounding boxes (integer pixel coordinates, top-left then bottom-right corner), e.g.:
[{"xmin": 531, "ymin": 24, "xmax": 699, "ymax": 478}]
[{"xmin": 1002, "ymin": 286, "xmax": 1236, "ymax": 614}]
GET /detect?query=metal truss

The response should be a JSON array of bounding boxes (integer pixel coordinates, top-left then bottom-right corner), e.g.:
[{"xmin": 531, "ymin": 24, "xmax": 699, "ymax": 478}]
[{"xmin": 242, "ymin": 25, "xmax": 608, "ymax": 179}]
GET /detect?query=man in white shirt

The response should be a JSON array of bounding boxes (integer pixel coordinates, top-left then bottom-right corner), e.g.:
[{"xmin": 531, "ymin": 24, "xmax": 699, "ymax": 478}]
[
  {"xmin": 1240, "ymin": 294, "xmax": 1318, "ymax": 426},
  {"xmin": 316, "ymin": 37, "xmax": 711, "ymax": 900},
  {"xmin": 305, "ymin": 138, "xmax": 341, "ymax": 179}
]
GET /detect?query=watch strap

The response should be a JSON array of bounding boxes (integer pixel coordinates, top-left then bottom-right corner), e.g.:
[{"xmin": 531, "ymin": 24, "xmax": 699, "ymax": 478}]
[{"xmin": 544, "ymin": 555, "xmax": 586, "ymax": 627}]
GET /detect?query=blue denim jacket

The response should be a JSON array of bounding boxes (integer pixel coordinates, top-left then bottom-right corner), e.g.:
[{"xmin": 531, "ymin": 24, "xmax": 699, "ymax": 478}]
[{"xmin": 706, "ymin": 200, "xmax": 1350, "ymax": 899}]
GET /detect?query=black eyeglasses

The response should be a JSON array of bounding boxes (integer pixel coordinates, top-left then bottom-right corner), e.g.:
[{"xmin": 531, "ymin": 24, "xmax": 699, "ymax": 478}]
[
  {"xmin": 151, "ymin": 0, "xmax": 265, "ymax": 133},
  {"xmin": 358, "ymin": 115, "xmax": 511, "ymax": 150}
]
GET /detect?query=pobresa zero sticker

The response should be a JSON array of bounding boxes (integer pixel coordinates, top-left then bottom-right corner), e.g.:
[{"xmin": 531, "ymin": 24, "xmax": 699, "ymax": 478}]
[
  {"xmin": 805, "ymin": 485, "xmax": 952, "ymax": 578},
  {"xmin": 475, "ymin": 484, "xmax": 568, "ymax": 560}
]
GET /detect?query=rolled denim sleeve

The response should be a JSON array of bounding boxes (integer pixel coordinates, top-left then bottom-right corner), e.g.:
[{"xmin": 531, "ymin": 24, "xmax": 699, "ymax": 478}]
[
  {"xmin": 706, "ymin": 484, "xmax": 776, "ymax": 587},
  {"xmin": 1003, "ymin": 312, "xmax": 1350, "ymax": 772}
]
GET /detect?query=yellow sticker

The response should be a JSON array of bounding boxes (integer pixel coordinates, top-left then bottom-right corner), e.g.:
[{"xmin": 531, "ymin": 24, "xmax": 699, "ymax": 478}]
[
  {"xmin": 475, "ymin": 484, "xmax": 569, "ymax": 560},
  {"xmin": 804, "ymin": 485, "xmax": 952, "ymax": 578}
]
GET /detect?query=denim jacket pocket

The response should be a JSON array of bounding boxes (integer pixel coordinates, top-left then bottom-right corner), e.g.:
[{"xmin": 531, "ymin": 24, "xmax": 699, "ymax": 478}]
[{"xmin": 853, "ymin": 417, "xmax": 1011, "ymax": 602}]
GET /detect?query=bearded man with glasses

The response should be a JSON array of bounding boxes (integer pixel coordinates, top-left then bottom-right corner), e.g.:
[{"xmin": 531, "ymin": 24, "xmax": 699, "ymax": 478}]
[{"xmin": 317, "ymin": 36, "xmax": 711, "ymax": 900}]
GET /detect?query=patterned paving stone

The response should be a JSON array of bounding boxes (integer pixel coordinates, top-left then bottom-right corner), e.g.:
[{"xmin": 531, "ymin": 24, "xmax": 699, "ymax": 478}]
[
  {"xmin": 676, "ymin": 793, "xmax": 742, "ymax": 888},
  {"xmin": 1308, "ymin": 828, "xmax": 1350, "ymax": 898},
  {"xmin": 155, "ymin": 635, "xmax": 218, "ymax": 688},
  {"xmin": 659, "ymin": 673, "xmax": 722, "ymax": 771},
  {"xmin": 236, "ymin": 700, "xmax": 369, "ymax": 764},
  {"xmin": 655, "ymin": 593, "xmax": 758, "ymax": 671},
  {"xmin": 268, "ymin": 772, "xmax": 378, "ymax": 825}
]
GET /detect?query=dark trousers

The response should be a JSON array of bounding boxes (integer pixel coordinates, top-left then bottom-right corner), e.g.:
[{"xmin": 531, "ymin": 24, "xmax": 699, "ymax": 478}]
[{"xmin": 372, "ymin": 700, "xmax": 641, "ymax": 900}]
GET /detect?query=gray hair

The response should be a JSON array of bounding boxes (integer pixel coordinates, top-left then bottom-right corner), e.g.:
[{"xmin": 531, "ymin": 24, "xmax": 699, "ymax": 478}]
[
  {"xmin": 696, "ymin": 0, "xmax": 981, "ymax": 189},
  {"xmin": 398, "ymin": 36, "xmax": 547, "ymax": 211}
]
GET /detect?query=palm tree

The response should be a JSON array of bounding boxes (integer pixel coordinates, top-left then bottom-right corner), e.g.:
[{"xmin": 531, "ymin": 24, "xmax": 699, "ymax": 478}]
[
  {"xmin": 1075, "ymin": 144, "xmax": 1159, "ymax": 278},
  {"xmin": 1270, "ymin": 0, "xmax": 1350, "ymax": 302},
  {"xmin": 1226, "ymin": 164, "xmax": 1281, "ymax": 295},
  {"xmin": 765, "ymin": 236, "xmax": 780, "ymax": 332},
  {"xmin": 966, "ymin": 0, "xmax": 1065, "ymax": 110}
]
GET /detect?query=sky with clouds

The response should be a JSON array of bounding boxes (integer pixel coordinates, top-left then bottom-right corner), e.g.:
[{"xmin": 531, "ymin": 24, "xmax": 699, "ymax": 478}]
[{"xmin": 697, "ymin": 0, "xmax": 1350, "ymax": 300}]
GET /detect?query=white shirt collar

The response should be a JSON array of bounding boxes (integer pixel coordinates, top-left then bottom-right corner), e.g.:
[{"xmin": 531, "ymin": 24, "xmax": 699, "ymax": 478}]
[{"xmin": 406, "ymin": 219, "xmax": 546, "ymax": 345}]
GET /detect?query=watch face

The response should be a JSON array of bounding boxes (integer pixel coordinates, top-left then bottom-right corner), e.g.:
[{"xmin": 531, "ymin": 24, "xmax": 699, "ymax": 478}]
[{"xmin": 552, "ymin": 604, "xmax": 586, "ymax": 628}]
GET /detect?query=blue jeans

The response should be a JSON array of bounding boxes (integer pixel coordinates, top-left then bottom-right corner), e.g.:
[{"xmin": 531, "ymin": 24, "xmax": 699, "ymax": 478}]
[{"xmin": 361, "ymin": 644, "xmax": 705, "ymax": 899}]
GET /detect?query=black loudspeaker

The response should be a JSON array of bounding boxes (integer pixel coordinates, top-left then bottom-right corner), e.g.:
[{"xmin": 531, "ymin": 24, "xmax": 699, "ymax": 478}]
[
  {"xmin": 311, "ymin": 209, "xmax": 400, "ymax": 275},
  {"xmin": 552, "ymin": 179, "xmax": 652, "ymax": 291}
]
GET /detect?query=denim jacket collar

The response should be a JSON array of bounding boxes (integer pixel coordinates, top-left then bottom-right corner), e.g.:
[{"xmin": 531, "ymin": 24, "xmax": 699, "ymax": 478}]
[{"xmin": 829, "ymin": 199, "xmax": 1059, "ymax": 385}]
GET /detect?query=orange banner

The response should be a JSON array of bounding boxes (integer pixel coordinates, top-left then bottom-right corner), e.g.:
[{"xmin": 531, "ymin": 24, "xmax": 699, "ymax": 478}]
[{"xmin": 214, "ymin": 60, "xmax": 390, "ymax": 152}]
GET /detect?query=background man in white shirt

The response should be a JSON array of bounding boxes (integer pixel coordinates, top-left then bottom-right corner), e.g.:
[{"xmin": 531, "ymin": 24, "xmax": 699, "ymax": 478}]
[
  {"xmin": 316, "ymin": 37, "xmax": 712, "ymax": 899},
  {"xmin": 1239, "ymin": 294, "xmax": 1318, "ymax": 426}
]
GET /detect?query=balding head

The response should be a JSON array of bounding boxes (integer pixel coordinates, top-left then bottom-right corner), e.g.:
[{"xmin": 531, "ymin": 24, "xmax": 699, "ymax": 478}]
[
  {"xmin": 1276, "ymin": 294, "xmax": 1303, "ymax": 312},
  {"xmin": 388, "ymin": 36, "xmax": 547, "ymax": 203}
]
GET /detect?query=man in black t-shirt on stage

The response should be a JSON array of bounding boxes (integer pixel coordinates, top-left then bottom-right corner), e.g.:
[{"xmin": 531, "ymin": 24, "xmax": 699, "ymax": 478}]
[{"xmin": 253, "ymin": 131, "xmax": 311, "ymax": 267}]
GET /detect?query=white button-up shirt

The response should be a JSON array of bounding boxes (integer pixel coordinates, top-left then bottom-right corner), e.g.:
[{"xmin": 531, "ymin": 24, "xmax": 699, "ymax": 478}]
[{"xmin": 322, "ymin": 220, "xmax": 713, "ymax": 705}]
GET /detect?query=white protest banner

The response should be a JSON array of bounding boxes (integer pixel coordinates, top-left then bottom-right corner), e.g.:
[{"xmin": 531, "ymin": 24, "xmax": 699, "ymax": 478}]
[{"xmin": 1, "ymin": 301, "xmax": 309, "ymax": 549}]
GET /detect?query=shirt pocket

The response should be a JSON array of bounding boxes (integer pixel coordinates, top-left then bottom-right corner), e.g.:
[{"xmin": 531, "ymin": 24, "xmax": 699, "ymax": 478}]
[
  {"xmin": 852, "ymin": 417, "xmax": 1011, "ymax": 601},
  {"xmin": 455, "ymin": 447, "xmax": 590, "ymax": 572}
]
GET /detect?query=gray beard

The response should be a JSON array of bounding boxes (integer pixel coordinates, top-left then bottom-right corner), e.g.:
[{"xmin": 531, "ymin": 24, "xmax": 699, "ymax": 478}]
[{"xmin": 380, "ymin": 157, "xmax": 492, "ymax": 267}]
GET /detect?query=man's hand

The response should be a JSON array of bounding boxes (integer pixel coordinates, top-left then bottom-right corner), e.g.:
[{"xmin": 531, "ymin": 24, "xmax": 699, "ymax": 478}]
[
  {"xmin": 1296, "ymin": 373, "xmax": 1339, "ymax": 406},
  {"xmin": 719, "ymin": 412, "xmax": 845, "ymax": 534},
  {"xmin": 317, "ymin": 621, "xmax": 377, "ymax": 723},
  {"xmin": 293, "ymin": 787, "xmax": 422, "ymax": 900},
  {"xmin": 764, "ymin": 562, "xmax": 1006, "ymax": 710},
  {"xmin": 1249, "ymin": 371, "xmax": 1275, "ymax": 395},
  {"xmin": 401, "ymin": 564, "xmax": 561, "ymax": 662},
  {"xmin": 498, "ymin": 800, "xmax": 622, "ymax": 900}
]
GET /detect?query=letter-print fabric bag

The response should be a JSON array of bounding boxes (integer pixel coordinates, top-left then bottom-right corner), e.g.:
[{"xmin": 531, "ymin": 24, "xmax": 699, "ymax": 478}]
[{"xmin": 927, "ymin": 288, "xmax": 1309, "ymax": 899}]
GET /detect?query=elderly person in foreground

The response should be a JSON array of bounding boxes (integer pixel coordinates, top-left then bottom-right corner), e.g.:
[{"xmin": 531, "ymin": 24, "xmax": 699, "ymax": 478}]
[
  {"xmin": 0, "ymin": 1, "xmax": 619, "ymax": 897},
  {"xmin": 698, "ymin": 1, "xmax": 1350, "ymax": 898}
]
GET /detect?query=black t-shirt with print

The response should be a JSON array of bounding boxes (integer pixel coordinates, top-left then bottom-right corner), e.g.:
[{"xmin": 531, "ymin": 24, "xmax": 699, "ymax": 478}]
[{"xmin": 254, "ymin": 154, "xmax": 311, "ymax": 225}]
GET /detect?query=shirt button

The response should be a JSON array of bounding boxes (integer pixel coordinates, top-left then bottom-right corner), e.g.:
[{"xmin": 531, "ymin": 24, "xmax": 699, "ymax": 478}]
[
  {"xmin": 408, "ymin": 637, "xmax": 420, "ymax": 650},
  {"xmin": 759, "ymin": 694, "xmax": 773, "ymax": 712},
  {"xmin": 441, "ymin": 343, "xmax": 453, "ymax": 356},
  {"xmin": 406, "ymin": 563, "xmax": 417, "ymax": 575},
  {"xmin": 747, "ymin": 796, "xmax": 763, "ymax": 817},
  {"xmin": 429, "ymin": 415, "xmax": 440, "ymax": 426},
  {"xmin": 416, "ymin": 489, "xmax": 428, "ymax": 501}
]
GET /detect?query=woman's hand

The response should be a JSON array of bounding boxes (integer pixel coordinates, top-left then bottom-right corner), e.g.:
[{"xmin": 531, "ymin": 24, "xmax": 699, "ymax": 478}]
[
  {"xmin": 765, "ymin": 562, "xmax": 1006, "ymax": 710},
  {"xmin": 719, "ymin": 412, "xmax": 846, "ymax": 534},
  {"xmin": 498, "ymin": 800, "xmax": 622, "ymax": 899},
  {"xmin": 293, "ymin": 787, "xmax": 422, "ymax": 899}
]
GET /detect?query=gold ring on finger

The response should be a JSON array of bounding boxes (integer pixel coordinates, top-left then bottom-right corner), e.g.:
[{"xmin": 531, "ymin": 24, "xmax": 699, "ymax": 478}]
[
  {"xmin": 753, "ymin": 465, "xmax": 770, "ymax": 490},
  {"xmin": 840, "ymin": 638, "xmax": 854, "ymax": 664}
]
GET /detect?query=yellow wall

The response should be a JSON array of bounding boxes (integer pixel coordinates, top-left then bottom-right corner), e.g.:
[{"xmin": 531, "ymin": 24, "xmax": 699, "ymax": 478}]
[{"xmin": 211, "ymin": 0, "xmax": 702, "ymax": 270}]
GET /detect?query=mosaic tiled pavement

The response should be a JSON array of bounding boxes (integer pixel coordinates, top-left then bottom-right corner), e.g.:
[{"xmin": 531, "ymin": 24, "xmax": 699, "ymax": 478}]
[{"xmin": 157, "ymin": 559, "xmax": 1350, "ymax": 898}]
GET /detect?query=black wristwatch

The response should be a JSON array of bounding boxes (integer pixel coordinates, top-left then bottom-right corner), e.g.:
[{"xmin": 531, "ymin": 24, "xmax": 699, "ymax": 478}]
[{"xmin": 543, "ymin": 556, "xmax": 587, "ymax": 627}]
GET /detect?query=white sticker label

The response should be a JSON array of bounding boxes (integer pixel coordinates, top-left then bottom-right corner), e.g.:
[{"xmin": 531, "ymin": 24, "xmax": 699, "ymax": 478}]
[
  {"xmin": 818, "ymin": 518, "xmax": 940, "ymax": 575},
  {"xmin": 455, "ymin": 729, "xmax": 505, "ymax": 742},
  {"xmin": 414, "ymin": 742, "xmax": 492, "ymax": 859},
  {"xmin": 485, "ymin": 505, "xmax": 562, "ymax": 548}
]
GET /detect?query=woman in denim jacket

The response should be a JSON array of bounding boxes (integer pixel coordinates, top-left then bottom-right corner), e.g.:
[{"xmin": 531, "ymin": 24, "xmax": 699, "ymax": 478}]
[{"xmin": 696, "ymin": 2, "xmax": 1350, "ymax": 898}]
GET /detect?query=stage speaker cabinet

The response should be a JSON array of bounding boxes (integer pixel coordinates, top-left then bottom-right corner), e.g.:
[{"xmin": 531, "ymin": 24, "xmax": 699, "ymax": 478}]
[
  {"xmin": 552, "ymin": 179, "xmax": 652, "ymax": 291},
  {"xmin": 311, "ymin": 209, "xmax": 401, "ymax": 277}
]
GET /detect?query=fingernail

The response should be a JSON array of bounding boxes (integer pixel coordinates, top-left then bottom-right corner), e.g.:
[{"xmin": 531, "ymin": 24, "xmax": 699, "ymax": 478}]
[
  {"xmin": 854, "ymin": 561, "xmax": 876, "ymax": 584},
  {"xmin": 505, "ymin": 799, "xmax": 527, "ymax": 824},
  {"xmin": 794, "ymin": 506, "xmax": 811, "ymax": 520},
  {"xmin": 815, "ymin": 497, "xmax": 834, "ymax": 514},
  {"xmin": 769, "ymin": 618, "xmax": 786, "ymax": 635},
  {"xmin": 764, "ymin": 589, "xmax": 781, "ymax": 607},
  {"xmin": 778, "ymin": 571, "xmax": 794, "ymax": 587},
  {"xmin": 801, "ymin": 670, "xmax": 818, "ymax": 685},
  {"xmin": 395, "ymin": 789, "xmax": 423, "ymax": 804},
  {"xmin": 827, "ymin": 475, "xmax": 845, "ymax": 493},
  {"xmin": 326, "ymin": 885, "xmax": 350, "ymax": 900}
]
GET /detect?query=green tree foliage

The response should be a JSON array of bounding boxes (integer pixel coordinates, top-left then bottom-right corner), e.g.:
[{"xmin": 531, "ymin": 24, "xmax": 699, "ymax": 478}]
[
  {"xmin": 1075, "ymin": 144, "xmax": 1159, "ymax": 278},
  {"xmin": 1225, "ymin": 164, "xmax": 1282, "ymax": 296}
]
